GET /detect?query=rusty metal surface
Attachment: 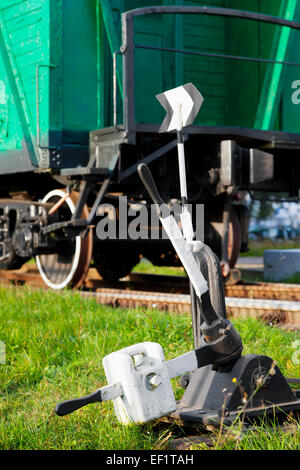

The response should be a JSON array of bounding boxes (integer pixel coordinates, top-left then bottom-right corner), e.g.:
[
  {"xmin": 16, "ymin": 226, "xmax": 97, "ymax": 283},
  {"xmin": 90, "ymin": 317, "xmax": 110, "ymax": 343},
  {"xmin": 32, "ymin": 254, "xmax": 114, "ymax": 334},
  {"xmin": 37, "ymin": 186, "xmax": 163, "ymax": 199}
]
[
  {"xmin": 128, "ymin": 273, "xmax": 300, "ymax": 302},
  {"xmin": 226, "ymin": 282, "xmax": 300, "ymax": 302},
  {"xmin": 79, "ymin": 288, "xmax": 300, "ymax": 328},
  {"xmin": 0, "ymin": 265, "xmax": 299, "ymax": 328},
  {"xmin": 1, "ymin": 264, "xmax": 299, "ymax": 300}
]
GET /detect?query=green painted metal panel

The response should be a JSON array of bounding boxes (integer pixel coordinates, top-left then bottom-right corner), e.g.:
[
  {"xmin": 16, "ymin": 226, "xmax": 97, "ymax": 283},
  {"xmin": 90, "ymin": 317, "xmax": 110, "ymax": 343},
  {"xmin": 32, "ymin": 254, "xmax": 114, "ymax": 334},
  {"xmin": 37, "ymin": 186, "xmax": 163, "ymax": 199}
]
[
  {"xmin": 112, "ymin": 0, "xmax": 300, "ymax": 133},
  {"xmin": 0, "ymin": 0, "xmax": 99, "ymax": 173},
  {"xmin": 100, "ymin": 0, "xmax": 123, "ymax": 100},
  {"xmin": 255, "ymin": 0, "xmax": 298, "ymax": 130},
  {"xmin": 181, "ymin": 0, "xmax": 227, "ymax": 126},
  {"xmin": 282, "ymin": 25, "xmax": 300, "ymax": 134},
  {"xmin": 225, "ymin": 0, "xmax": 261, "ymax": 128},
  {"xmin": 119, "ymin": 0, "xmax": 229, "ymax": 125},
  {"xmin": 280, "ymin": 1, "xmax": 300, "ymax": 133},
  {"xmin": 1, "ymin": 0, "xmax": 300, "ymax": 177},
  {"xmin": 134, "ymin": 10, "xmax": 175, "ymax": 123},
  {"xmin": 61, "ymin": 0, "xmax": 98, "ymax": 133},
  {"xmin": 0, "ymin": 0, "xmax": 47, "ymax": 171},
  {"xmin": 0, "ymin": 53, "xmax": 21, "ymax": 149},
  {"xmin": 98, "ymin": 0, "xmax": 123, "ymax": 127}
]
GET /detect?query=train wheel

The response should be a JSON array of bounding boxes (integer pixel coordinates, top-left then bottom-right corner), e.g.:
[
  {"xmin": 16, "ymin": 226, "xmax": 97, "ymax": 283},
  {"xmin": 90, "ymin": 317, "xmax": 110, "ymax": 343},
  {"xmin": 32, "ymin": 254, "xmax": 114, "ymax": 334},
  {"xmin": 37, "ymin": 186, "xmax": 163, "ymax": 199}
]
[
  {"xmin": 227, "ymin": 207, "xmax": 241, "ymax": 268},
  {"xmin": 208, "ymin": 207, "xmax": 241, "ymax": 269},
  {"xmin": 36, "ymin": 190, "xmax": 93, "ymax": 289},
  {"xmin": 93, "ymin": 245, "xmax": 140, "ymax": 282}
]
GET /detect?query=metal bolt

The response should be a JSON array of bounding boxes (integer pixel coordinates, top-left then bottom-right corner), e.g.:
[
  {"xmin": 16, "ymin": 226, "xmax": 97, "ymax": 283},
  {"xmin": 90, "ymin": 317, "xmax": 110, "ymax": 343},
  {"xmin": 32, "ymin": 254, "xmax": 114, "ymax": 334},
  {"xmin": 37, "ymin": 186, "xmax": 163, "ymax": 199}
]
[
  {"xmin": 145, "ymin": 374, "xmax": 161, "ymax": 390},
  {"xmin": 219, "ymin": 328, "xmax": 228, "ymax": 336},
  {"xmin": 254, "ymin": 373, "xmax": 271, "ymax": 389},
  {"xmin": 133, "ymin": 354, "xmax": 144, "ymax": 367},
  {"xmin": 179, "ymin": 374, "xmax": 190, "ymax": 389}
]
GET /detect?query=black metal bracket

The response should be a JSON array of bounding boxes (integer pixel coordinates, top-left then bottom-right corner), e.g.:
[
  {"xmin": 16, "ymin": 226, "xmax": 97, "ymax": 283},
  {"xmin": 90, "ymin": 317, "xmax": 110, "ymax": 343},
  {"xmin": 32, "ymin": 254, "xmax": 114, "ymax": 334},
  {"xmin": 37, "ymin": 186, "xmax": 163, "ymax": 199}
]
[
  {"xmin": 135, "ymin": 159, "xmax": 300, "ymax": 424},
  {"xmin": 172, "ymin": 355, "xmax": 300, "ymax": 427},
  {"xmin": 120, "ymin": 136, "xmax": 188, "ymax": 181},
  {"xmin": 42, "ymin": 174, "xmax": 112, "ymax": 237}
]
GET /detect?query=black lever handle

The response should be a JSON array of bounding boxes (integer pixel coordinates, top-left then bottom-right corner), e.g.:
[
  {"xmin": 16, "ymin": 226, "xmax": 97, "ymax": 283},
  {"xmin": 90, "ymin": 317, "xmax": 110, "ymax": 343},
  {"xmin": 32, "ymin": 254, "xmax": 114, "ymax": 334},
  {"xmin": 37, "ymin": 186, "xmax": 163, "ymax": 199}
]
[
  {"xmin": 137, "ymin": 163, "xmax": 170, "ymax": 216},
  {"xmin": 137, "ymin": 163, "xmax": 165, "ymax": 206},
  {"xmin": 55, "ymin": 389, "xmax": 102, "ymax": 416}
]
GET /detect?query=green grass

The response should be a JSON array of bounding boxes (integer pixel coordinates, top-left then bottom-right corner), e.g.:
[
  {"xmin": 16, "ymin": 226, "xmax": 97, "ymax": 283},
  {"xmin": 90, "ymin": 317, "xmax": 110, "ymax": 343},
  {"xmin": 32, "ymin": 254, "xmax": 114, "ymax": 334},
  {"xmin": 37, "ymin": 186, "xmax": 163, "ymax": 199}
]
[
  {"xmin": 241, "ymin": 272, "xmax": 300, "ymax": 284},
  {"xmin": 283, "ymin": 272, "xmax": 300, "ymax": 284},
  {"xmin": 0, "ymin": 286, "xmax": 299, "ymax": 450},
  {"xmin": 133, "ymin": 259, "xmax": 300, "ymax": 284},
  {"xmin": 191, "ymin": 419, "xmax": 300, "ymax": 450},
  {"xmin": 267, "ymin": 272, "xmax": 300, "ymax": 284},
  {"xmin": 132, "ymin": 259, "xmax": 186, "ymax": 277}
]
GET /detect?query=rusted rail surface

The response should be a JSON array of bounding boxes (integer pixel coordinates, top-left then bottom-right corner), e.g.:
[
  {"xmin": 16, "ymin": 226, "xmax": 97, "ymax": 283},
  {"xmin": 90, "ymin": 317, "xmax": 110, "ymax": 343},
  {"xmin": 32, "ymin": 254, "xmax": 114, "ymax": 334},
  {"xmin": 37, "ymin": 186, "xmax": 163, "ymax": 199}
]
[
  {"xmin": 225, "ymin": 282, "xmax": 300, "ymax": 302},
  {"xmin": 127, "ymin": 273, "xmax": 300, "ymax": 302},
  {"xmin": 0, "ymin": 266, "xmax": 299, "ymax": 328},
  {"xmin": 80, "ymin": 288, "xmax": 300, "ymax": 329},
  {"xmin": 2, "ymin": 266, "xmax": 299, "ymax": 301}
]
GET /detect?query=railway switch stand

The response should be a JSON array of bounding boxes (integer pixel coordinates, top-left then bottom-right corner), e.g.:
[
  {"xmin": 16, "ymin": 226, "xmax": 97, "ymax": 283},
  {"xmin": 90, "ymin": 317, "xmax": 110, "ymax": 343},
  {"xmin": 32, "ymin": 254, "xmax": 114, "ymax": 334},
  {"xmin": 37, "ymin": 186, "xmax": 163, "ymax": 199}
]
[{"xmin": 55, "ymin": 83, "xmax": 300, "ymax": 427}]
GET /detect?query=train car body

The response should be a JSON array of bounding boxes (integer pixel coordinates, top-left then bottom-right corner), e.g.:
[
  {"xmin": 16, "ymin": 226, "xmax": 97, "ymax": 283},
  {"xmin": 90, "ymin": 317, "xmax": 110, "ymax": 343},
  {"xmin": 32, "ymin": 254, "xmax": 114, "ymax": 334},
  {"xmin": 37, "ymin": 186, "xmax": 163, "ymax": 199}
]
[{"xmin": 0, "ymin": 0, "xmax": 299, "ymax": 288}]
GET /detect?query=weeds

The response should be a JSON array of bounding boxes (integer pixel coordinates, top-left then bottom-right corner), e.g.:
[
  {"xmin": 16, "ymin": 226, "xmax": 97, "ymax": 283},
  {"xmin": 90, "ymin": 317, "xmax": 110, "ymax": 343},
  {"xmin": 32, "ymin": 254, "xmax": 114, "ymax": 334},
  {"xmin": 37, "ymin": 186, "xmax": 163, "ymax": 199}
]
[
  {"xmin": 192, "ymin": 360, "xmax": 300, "ymax": 451},
  {"xmin": 0, "ymin": 286, "xmax": 299, "ymax": 450}
]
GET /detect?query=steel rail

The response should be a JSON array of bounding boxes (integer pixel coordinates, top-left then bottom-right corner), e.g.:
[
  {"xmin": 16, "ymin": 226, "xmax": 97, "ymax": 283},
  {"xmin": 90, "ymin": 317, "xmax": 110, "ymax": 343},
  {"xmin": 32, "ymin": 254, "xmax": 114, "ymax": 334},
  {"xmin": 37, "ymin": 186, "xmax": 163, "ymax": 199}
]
[
  {"xmin": 0, "ymin": 268, "xmax": 299, "ymax": 329},
  {"xmin": 1, "ymin": 268, "xmax": 300, "ymax": 300}
]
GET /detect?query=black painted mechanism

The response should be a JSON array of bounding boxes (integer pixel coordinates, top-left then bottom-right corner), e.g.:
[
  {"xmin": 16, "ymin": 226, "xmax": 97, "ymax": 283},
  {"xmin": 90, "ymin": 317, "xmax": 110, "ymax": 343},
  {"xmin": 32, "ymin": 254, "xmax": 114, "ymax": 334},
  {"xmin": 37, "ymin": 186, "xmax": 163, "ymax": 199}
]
[{"xmin": 138, "ymin": 163, "xmax": 300, "ymax": 426}]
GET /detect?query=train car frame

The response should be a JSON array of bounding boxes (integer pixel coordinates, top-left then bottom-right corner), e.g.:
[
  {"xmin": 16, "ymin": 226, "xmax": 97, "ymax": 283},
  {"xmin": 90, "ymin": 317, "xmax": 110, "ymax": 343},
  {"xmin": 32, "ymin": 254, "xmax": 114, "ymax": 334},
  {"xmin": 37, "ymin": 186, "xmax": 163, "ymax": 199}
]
[{"xmin": 0, "ymin": 2, "xmax": 299, "ymax": 288}]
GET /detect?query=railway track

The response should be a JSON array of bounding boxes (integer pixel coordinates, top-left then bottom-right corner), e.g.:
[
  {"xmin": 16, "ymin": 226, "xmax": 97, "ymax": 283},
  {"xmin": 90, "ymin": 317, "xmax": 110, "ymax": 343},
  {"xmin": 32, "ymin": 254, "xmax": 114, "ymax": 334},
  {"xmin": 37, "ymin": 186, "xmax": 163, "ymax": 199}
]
[
  {"xmin": 1, "ymin": 265, "xmax": 299, "ymax": 299},
  {"xmin": 0, "ymin": 265, "xmax": 299, "ymax": 329}
]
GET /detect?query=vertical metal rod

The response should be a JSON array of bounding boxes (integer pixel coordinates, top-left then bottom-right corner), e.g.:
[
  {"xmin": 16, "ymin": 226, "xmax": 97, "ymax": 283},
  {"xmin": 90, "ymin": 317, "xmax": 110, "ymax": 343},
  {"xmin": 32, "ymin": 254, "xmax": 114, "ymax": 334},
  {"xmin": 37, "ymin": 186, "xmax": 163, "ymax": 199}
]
[
  {"xmin": 113, "ymin": 51, "xmax": 122, "ymax": 128},
  {"xmin": 175, "ymin": 122, "xmax": 202, "ymax": 346},
  {"xmin": 176, "ymin": 129, "xmax": 188, "ymax": 207},
  {"xmin": 176, "ymin": 122, "xmax": 194, "ymax": 243},
  {"xmin": 113, "ymin": 51, "xmax": 117, "ymax": 128},
  {"xmin": 121, "ymin": 13, "xmax": 136, "ymax": 144}
]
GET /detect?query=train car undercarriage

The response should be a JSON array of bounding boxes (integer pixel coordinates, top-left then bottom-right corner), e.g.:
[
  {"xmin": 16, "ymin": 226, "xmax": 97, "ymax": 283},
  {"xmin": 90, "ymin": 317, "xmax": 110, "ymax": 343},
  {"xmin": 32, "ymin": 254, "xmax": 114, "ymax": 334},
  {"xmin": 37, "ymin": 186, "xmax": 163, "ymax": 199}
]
[{"xmin": 0, "ymin": 126, "xmax": 298, "ymax": 289}]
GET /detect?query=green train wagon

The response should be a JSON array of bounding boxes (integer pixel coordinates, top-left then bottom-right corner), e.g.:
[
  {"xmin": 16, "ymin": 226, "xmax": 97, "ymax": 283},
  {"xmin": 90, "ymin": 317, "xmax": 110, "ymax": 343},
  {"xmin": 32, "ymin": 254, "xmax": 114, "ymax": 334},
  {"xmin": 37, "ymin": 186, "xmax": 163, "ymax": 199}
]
[{"xmin": 0, "ymin": 1, "xmax": 299, "ymax": 288}]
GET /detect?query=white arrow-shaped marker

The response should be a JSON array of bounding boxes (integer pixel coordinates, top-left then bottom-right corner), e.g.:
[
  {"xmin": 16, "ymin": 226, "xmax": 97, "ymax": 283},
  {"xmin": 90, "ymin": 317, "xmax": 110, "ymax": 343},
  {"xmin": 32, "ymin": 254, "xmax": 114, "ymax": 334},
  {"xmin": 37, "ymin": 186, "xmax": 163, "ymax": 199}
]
[{"xmin": 156, "ymin": 83, "xmax": 204, "ymax": 133}]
